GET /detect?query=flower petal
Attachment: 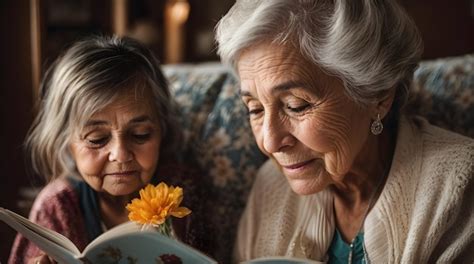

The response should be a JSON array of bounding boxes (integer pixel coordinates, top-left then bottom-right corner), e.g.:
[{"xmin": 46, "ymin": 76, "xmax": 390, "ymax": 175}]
[{"xmin": 170, "ymin": 207, "xmax": 192, "ymax": 218}]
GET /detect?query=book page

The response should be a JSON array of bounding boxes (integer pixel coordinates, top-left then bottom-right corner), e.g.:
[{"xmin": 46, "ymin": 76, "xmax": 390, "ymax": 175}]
[
  {"xmin": 81, "ymin": 229, "xmax": 217, "ymax": 263},
  {"xmin": 83, "ymin": 221, "xmax": 143, "ymax": 252},
  {"xmin": 0, "ymin": 208, "xmax": 80, "ymax": 263}
]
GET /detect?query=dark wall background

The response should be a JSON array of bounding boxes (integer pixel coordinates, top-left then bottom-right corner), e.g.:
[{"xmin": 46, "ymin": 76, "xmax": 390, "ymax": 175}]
[
  {"xmin": 0, "ymin": 1, "xmax": 34, "ymax": 262},
  {"xmin": 401, "ymin": 0, "xmax": 473, "ymax": 59},
  {"xmin": 0, "ymin": 0, "xmax": 472, "ymax": 262}
]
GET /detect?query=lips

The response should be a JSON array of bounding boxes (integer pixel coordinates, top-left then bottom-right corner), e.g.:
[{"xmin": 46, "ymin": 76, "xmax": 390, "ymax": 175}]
[
  {"xmin": 281, "ymin": 159, "xmax": 315, "ymax": 170},
  {"xmin": 105, "ymin": 170, "xmax": 139, "ymax": 177}
]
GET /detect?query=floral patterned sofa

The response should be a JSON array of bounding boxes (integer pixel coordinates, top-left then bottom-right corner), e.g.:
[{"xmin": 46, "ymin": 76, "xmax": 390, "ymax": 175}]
[{"xmin": 164, "ymin": 54, "xmax": 473, "ymax": 263}]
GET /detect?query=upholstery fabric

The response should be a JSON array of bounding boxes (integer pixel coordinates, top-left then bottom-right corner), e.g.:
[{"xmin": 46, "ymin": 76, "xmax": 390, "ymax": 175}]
[{"xmin": 407, "ymin": 54, "xmax": 474, "ymax": 138}]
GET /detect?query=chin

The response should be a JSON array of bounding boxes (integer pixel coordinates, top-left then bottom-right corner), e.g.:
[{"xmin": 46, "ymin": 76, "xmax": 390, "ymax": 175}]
[
  {"xmin": 104, "ymin": 184, "xmax": 140, "ymax": 197},
  {"xmin": 106, "ymin": 189, "xmax": 134, "ymax": 197},
  {"xmin": 288, "ymin": 178, "xmax": 326, "ymax": 195}
]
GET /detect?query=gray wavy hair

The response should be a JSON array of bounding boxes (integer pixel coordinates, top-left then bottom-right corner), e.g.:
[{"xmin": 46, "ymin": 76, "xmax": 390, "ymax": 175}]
[
  {"xmin": 26, "ymin": 36, "xmax": 180, "ymax": 181},
  {"xmin": 215, "ymin": 0, "xmax": 423, "ymax": 107}
]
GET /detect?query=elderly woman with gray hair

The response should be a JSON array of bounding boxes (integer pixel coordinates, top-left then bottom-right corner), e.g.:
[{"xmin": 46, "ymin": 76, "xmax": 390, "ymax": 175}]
[{"xmin": 216, "ymin": 0, "xmax": 473, "ymax": 263}]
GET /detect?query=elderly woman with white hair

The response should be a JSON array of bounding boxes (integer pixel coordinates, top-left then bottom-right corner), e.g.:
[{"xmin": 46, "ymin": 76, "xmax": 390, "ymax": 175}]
[{"xmin": 216, "ymin": 0, "xmax": 473, "ymax": 263}]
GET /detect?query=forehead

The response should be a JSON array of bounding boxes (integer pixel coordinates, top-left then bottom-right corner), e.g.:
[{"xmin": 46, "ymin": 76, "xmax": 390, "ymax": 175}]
[
  {"xmin": 237, "ymin": 42, "xmax": 329, "ymax": 95},
  {"xmin": 73, "ymin": 86, "xmax": 157, "ymax": 128},
  {"xmin": 91, "ymin": 90, "xmax": 156, "ymax": 118}
]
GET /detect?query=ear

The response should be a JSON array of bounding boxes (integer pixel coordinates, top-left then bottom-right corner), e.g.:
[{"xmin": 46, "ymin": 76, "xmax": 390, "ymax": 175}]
[{"xmin": 373, "ymin": 89, "xmax": 396, "ymax": 120}]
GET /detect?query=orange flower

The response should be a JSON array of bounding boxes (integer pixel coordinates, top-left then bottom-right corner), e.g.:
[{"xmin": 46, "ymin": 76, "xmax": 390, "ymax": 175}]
[{"xmin": 126, "ymin": 183, "xmax": 191, "ymax": 227}]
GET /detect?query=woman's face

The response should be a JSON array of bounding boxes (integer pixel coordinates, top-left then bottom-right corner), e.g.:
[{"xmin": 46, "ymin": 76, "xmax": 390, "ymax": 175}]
[
  {"xmin": 238, "ymin": 42, "xmax": 374, "ymax": 195},
  {"xmin": 70, "ymin": 92, "xmax": 161, "ymax": 197}
]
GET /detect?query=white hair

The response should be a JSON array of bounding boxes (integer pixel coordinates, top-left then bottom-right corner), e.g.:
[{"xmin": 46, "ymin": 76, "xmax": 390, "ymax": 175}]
[
  {"xmin": 215, "ymin": 0, "xmax": 423, "ymax": 106},
  {"xmin": 26, "ymin": 36, "xmax": 180, "ymax": 181}
]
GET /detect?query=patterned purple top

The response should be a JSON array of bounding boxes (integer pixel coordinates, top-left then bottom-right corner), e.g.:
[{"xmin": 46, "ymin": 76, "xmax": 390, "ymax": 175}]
[{"xmin": 9, "ymin": 178, "xmax": 89, "ymax": 263}]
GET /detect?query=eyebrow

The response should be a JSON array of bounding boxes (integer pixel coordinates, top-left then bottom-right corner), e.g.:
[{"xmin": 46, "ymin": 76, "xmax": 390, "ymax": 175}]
[
  {"xmin": 240, "ymin": 80, "xmax": 306, "ymax": 97},
  {"xmin": 84, "ymin": 115, "xmax": 153, "ymax": 127}
]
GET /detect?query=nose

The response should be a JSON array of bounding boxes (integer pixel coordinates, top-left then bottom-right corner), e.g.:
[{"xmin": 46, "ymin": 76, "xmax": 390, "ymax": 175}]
[
  {"xmin": 261, "ymin": 111, "xmax": 294, "ymax": 153},
  {"xmin": 108, "ymin": 137, "xmax": 133, "ymax": 163}
]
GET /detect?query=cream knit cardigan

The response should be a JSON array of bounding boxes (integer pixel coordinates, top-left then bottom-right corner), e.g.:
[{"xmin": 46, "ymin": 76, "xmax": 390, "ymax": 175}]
[{"xmin": 235, "ymin": 116, "xmax": 474, "ymax": 263}]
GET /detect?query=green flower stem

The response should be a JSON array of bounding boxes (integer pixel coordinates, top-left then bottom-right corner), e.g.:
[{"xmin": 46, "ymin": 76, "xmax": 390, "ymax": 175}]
[{"xmin": 157, "ymin": 218, "xmax": 172, "ymax": 237}]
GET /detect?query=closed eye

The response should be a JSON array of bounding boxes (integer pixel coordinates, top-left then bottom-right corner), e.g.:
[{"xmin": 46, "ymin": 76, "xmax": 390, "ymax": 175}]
[
  {"xmin": 87, "ymin": 136, "xmax": 110, "ymax": 147},
  {"xmin": 133, "ymin": 133, "xmax": 151, "ymax": 142},
  {"xmin": 248, "ymin": 108, "xmax": 263, "ymax": 115},
  {"xmin": 286, "ymin": 104, "xmax": 310, "ymax": 113}
]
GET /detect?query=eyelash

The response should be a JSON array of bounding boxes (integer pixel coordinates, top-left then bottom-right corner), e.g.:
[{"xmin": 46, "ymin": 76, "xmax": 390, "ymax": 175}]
[
  {"xmin": 87, "ymin": 136, "xmax": 110, "ymax": 147},
  {"xmin": 85, "ymin": 132, "xmax": 152, "ymax": 147},
  {"xmin": 133, "ymin": 133, "xmax": 151, "ymax": 142},
  {"xmin": 248, "ymin": 108, "xmax": 263, "ymax": 116},
  {"xmin": 286, "ymin": 104, "xmax": 310, "ymax": 113},
  {"xmin": 247, "ymin": 104, "xmax": 310, "ymax": 116}
]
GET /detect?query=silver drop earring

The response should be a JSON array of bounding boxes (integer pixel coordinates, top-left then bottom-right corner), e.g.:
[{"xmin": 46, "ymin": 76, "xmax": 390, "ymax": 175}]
[{"xmin": 371, "ymin": 113, "xmax": 383, "ymax": 135}]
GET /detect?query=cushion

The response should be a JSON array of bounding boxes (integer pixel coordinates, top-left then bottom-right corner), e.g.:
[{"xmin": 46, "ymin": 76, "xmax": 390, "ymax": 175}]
[
  {"xmin": 407, "ymin": 54, "xmax": 474, "ymax": 138},
  {"xmin": 164, "ymin": 63, "xmax": 267, "ymax": 263}
]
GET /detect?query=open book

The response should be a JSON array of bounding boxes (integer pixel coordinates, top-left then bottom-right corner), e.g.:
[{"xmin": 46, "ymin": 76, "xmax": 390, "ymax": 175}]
[
  {"xmin": 243, "ymin": 257, "xmax": 324, "ymax": 264},
  {"xmin": 0, "ymin": 207, "xmax": 216, "ymax": 264}
]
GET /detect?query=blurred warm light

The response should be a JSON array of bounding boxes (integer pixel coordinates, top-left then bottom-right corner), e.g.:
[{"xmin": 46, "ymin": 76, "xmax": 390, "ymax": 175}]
[
  {"xmin": 30, "ymin": 0, "xmax": 42, "ymax": 98},
  {"xmin": 112, "ymin": 0, "xmax": 128, "ymax": 36},
  {"xmin": 164, "ymin": 0, "xmax": 190, "ymax": 63},
  {"xmin": 127, "ymin": 20, "xmax": 160, "ymax": 46},
  {"xmin": 170, "ymin": 0, "xmax": 190, "ymax": 24}
]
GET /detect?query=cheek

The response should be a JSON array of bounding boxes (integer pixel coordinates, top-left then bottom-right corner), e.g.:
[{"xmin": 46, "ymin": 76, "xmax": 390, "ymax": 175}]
[
  {"xmin": 72, "ymin": 149, "xmax": 108, "ymax": 192},
  {"xmin": 73, "ymin": 148, "xmax": 107, "ymax": 176},
  {"xmin": 296, "ymin": 113, "xmax": 344, "ymax": 153},
  {"xmin": 302, "ymin": 109, "xmax": 358, "ymax": 176},
  {"xmin": 136, "ymin": 139, "xmax": 161, "ymax": 174},
  {"xmin": 322, "ymin": 109, "xmax": 371, "ymax": 176}
]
